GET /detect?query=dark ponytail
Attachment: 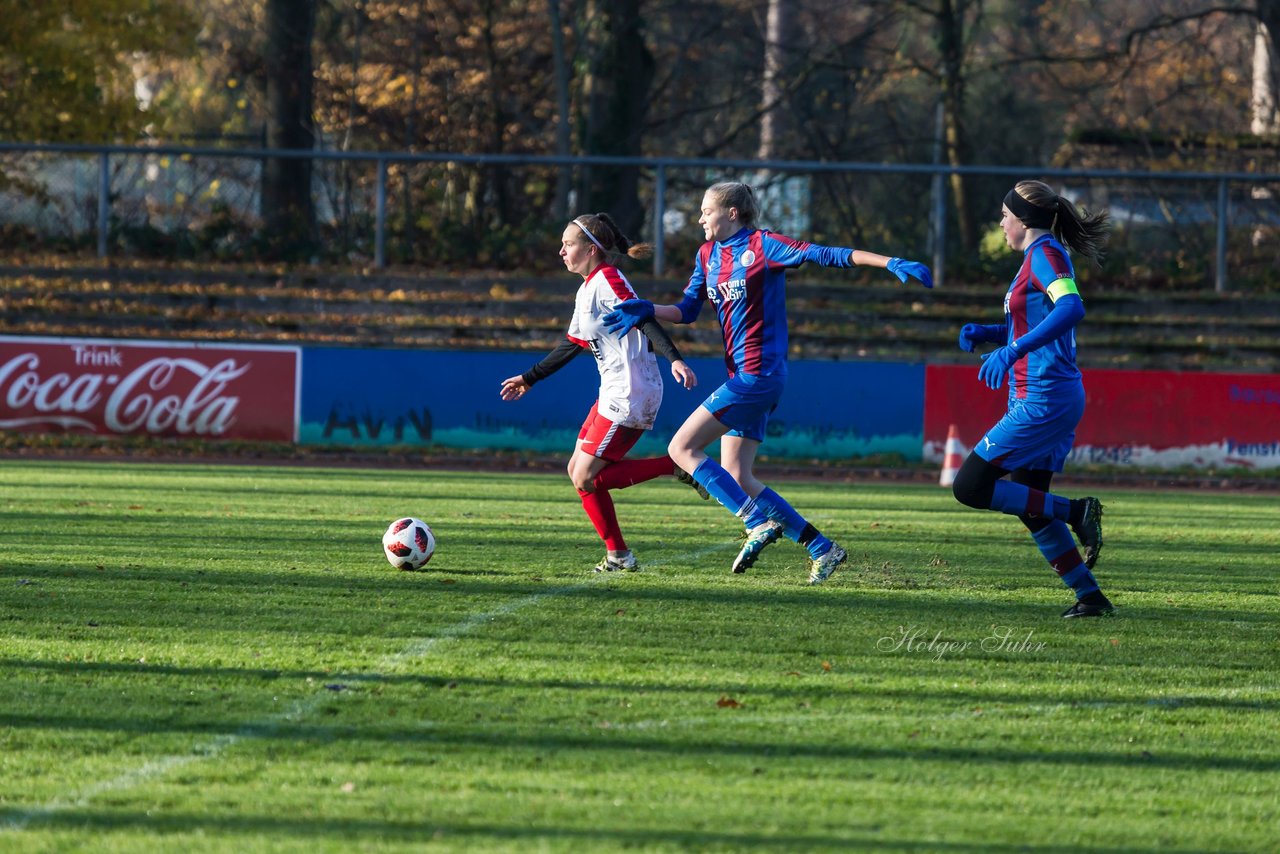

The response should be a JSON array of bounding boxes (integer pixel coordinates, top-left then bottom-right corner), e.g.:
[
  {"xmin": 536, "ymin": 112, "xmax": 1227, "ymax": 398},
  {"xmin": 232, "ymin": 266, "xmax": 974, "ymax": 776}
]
[{"xmin": 1012, "ymin": 180, "xmax": 1111, "ymax": 266}]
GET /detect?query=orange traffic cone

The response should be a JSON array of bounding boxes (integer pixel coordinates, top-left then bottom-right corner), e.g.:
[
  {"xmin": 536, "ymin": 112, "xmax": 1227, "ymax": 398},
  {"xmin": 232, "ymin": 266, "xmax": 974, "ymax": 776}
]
[{"xmin": 939, "ymin": 423, "xmax": 964, "ymax": 487}]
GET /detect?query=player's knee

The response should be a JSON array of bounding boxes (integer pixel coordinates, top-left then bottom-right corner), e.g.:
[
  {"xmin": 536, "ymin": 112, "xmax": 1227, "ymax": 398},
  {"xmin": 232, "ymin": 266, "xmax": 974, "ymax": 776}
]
[
  {"xmin": 667, "ymin": 438, "xmax": 694, "ymax": 470},
  {"xmin": 951, "ymin": 477, "xmax": 977, "ymax": 508},
  {"xmin": 951, "ymin": 457, "xmax": 994, "ymax": 509},
  {"xmin": 567, "ymin": 461, "xmax": 593, "ymax": 493}
]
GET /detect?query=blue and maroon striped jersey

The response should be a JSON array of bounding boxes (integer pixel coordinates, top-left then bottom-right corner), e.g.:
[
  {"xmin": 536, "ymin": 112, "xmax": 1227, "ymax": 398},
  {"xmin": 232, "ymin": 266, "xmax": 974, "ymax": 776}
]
[
  {"xmin": 1003, "ymin": 234, "xmax": 1082, "ymax": 401},
  {"xmin": 682, "ymin": 228, "xmax": 852, "ymax": 377}
]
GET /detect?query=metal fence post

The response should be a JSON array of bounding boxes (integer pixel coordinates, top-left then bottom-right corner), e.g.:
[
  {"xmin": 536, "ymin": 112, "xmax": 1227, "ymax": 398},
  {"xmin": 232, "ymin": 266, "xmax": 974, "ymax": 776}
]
[
  {"xmin": 1215, "ymin": 178, "xmax": 1228, "ymax": 294},
  {"xmin": 376, "ymin": 158, "xmax": 388, "ymax": 269},
  {"xmin": 653, "ymin": 163, "xmax": 667, "ymax": 277},
  {"xmin": 97, "ymin": 152, "xmax": 110, "ymax": 260},
  {"xmin": 930, "ymin": 165, "xmax": 946, "ymax": 289},
  {"xmin": 930, "ymin": 102, "xmax": 946, "ymax": 288}
]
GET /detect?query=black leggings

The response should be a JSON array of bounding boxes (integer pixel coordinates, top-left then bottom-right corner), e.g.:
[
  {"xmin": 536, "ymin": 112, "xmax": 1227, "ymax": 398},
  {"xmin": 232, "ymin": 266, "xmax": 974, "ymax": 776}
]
[{"xmin": 951, "ymin": 452, "xmax": 1055, "ymax": 533}]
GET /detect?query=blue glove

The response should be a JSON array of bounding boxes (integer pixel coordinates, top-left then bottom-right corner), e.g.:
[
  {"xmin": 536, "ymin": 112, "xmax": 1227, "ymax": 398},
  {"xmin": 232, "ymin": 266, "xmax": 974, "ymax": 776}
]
[
  {"xmin": 958, "ymin": 323, "xmax": 983, "ymax": 353},
  {"xmin": 958, "ymin": 322, "xmax": 1007, "ymax": 352},
  {"xmin": 601, "ymin": 299, "xmax": 654, "ymax": 336},
  {"xmin": 887, "ymin": 257, "xmax": 933, "ymax": 289},
  {"xmin": 978, "ymin": 345, "xmax": 1019, "ymax": 390}
]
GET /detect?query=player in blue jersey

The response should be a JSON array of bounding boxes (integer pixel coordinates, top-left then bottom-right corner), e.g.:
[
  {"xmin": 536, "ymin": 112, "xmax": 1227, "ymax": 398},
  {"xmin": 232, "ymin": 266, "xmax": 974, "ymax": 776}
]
[
  {"xmin": 603, "ymin": 181, "xmax": 932, "ymax": 585},
  {"xmin": 951, "ymin": 179, "xmax": 1113, "ymax": 617}
]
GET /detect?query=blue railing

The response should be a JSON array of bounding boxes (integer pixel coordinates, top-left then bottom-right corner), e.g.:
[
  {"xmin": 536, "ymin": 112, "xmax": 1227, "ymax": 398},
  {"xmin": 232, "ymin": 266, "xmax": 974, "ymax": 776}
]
[{"xmin": 2, "ymin": 141, "xmax": 1277, "ymax": 291}]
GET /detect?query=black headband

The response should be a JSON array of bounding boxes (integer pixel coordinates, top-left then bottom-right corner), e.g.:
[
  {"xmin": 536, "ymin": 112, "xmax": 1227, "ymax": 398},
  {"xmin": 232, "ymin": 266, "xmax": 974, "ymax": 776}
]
[{"xmin": 1004, "ymin": 188, "xmax": 1057, "ymax": 230}]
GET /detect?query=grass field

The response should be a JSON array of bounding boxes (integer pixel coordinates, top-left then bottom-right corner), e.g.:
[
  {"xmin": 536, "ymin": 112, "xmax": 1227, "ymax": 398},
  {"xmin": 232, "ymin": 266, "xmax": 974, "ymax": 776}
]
[{"xmin": 1, "ymin": 459, "xmax": 1278, "ymax": 852}]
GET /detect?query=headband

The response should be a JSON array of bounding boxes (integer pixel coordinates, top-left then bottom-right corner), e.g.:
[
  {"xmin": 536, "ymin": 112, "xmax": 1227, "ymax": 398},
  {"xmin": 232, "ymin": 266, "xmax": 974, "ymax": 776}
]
[
  {"xmin": 1003, "ymin": 188, "xmax": 1057, "ymax": 230},
  {"xmin": 572, "ymin": 218, "xmax": 607, "ymax": 253}
]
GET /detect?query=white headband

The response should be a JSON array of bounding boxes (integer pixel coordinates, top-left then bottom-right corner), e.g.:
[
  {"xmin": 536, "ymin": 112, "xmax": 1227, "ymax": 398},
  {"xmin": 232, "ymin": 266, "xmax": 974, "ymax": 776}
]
[{"xmin": 572, "ymin": 218, "xmax": 606, "ymax": 253}]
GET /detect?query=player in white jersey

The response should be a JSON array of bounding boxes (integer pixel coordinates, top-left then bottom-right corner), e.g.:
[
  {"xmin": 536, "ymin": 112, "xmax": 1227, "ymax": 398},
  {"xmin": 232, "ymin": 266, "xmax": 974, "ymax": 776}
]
[
  {"xmin": 500, "ymin": 212, "xmax": 707, "ymax": 573},
  {"xmin": 566, "ymin": 256, "xmax": 666, "ymax": 431}
]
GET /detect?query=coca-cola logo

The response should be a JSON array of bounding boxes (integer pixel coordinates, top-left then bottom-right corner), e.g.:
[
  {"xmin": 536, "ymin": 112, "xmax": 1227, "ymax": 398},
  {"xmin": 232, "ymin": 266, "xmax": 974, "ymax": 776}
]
[{"xmin": 0, "ymin": 350, "xmax": 248, "ymax": 436}]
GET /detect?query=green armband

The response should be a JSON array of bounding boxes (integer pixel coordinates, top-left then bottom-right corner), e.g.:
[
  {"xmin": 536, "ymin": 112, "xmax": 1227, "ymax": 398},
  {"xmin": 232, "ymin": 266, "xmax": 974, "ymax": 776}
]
[{"xmin": 1046, "ymin": 278, "xmax": 1080, "ymax": 302}]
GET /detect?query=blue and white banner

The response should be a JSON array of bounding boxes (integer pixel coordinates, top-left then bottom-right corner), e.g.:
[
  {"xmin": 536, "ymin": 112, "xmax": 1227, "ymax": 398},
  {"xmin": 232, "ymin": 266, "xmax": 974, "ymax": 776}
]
[{"xmin": 300, "ymin": 347, "xmax": 925, "ymax": 460}]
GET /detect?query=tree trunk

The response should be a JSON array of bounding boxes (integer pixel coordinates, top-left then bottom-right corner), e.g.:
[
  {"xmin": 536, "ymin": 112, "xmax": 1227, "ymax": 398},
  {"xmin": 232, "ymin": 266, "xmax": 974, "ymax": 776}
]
[
  {"xmin": 1253, "ymin": 1, "xmax": 1279, "ymax": 134},
  {"xmin": 549, "ymin": 0, "xmax": 572, "ymax": 221},
  {"xmin": 579, "ymin": 0, "xmax": 654, "ymax": 236},
  {"xmin": 261, "ymin": 0, "xmax": 316, "ymax": 259},
  {"xmin": 480, "ymin": 0, "xmax": 511, "ymax": 229},
  {"xmin": 1252, "ymin": 0, "xmax": 1278, "ymax": 250},
  {"xmin": 758, "ymin": 0, "xmax": 797, "ymax": 160},
  {"xmin": 936, "ymin": 0, "xmax": 974, "ymax": 250}
]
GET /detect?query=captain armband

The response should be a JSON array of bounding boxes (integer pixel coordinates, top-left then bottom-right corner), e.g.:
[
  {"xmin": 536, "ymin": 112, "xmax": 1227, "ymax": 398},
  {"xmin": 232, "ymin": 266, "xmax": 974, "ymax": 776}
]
[{"xmin": 1046, "ymin": 278, "xmax": 1080, "ymax": 302}]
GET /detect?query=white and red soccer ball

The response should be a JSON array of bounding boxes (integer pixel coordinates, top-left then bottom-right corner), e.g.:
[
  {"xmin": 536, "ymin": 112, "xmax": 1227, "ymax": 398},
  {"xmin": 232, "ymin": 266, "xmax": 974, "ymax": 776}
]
[{"xmin": 382, "ymin": 517, "xmax": 436, "ymax": 570}]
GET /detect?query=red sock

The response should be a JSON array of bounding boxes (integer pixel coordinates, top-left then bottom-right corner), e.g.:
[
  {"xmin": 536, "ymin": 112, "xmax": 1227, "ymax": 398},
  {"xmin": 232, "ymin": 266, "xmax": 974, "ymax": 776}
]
[
  {"xmin": 593, "ymin": 456, "xmax": 674, "ymax": 491},
  {"xmin": 578, "ymin": 488, "xmax": 626, "ymax": 551}
]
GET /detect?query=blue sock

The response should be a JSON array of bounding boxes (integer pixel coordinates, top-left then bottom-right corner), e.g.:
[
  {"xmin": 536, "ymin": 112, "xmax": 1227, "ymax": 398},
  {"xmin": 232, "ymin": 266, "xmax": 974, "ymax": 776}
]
[
  {"xmin": 691, "ymin": 458, "xmax": 750, "ymax": 516},
  {"xmin": 756, "ymin": 487, "xmax": 831, "ymax": 559},
  {"xmin": 803, "ymin": 531, "xmax": 833, "ymax": 560},
  {"xmin": 755, "ymin": 488, "xmax": 805, "ymax": 538},
  {"xmin": 740, "ymin": 497, "xmax": 770, "ymax": 529},
  {"xmin": 1031, "ymin": 521, "xmax": 1099, "ymax": 597},
  {"xmin": 991, "ymin": 481, "xmax": 1071, "ymax": 521}
]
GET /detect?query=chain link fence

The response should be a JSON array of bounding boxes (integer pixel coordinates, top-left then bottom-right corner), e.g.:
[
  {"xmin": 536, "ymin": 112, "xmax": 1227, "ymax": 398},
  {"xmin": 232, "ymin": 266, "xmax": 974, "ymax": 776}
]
[{"xmin": 2, "ymin": 143, "xmax": 1278, "ymax": 291}]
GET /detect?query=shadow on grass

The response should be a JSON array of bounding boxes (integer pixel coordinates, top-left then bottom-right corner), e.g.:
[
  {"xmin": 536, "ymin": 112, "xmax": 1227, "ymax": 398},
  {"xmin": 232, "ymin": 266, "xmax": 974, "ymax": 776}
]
[
  {"xmin": 3, "ymin": 654, "xmax": 1278, "ymax": 714},
  {"xmin": 0, "ymin": 807, "xmax": 1175, "ymax": 853},
  {"xmin": 2, "ymin": 558, "xmax": 1277, "ymax": 651},
  {"xmin": 1, "ymin": 701, "xmax": 1277, "ymax": 776}
]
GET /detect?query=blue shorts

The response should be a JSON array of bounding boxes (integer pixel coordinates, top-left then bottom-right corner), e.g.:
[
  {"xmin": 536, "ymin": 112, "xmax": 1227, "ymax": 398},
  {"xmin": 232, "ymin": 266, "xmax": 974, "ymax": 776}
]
[
  {"xmin": 975, "ymin": 388, "xmax": 1084, "ymax": 473},
  {"xmin": 701, "ymin": 371, "xmax": 785, "ymax": 443}
]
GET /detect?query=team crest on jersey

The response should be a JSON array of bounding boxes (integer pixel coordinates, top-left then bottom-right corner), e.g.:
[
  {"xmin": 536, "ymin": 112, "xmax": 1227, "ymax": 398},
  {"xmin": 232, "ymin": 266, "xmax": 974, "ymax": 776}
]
[{"xmin": 739, "ymin": 249, "xmax": 756, "ymax": 267}]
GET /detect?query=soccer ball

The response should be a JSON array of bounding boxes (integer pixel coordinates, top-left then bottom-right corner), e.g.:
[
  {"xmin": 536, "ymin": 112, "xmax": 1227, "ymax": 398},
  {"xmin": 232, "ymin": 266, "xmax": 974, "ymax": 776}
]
[{"xmin": 382, "ymin": 517, "xmax": 436, "ymax": 570}]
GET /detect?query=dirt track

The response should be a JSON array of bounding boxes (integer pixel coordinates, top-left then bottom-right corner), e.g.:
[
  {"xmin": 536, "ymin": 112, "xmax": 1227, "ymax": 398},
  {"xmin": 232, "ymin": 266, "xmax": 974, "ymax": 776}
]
[{"xmin": 7, "ymin": 437, "xmax": 1277, "ymax": 493}]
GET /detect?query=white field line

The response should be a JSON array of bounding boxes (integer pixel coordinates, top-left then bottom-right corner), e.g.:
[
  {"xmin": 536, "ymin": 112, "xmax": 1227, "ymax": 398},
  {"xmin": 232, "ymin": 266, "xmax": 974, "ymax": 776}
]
[{"xmin": 1, "ymin": 541, "xmax": 736, "ymax": 833}]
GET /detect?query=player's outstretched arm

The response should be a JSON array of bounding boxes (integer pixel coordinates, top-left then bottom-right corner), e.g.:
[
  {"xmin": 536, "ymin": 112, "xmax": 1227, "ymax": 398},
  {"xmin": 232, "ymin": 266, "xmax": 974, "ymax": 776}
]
[
  {"xmin": 851, "ymin": 250, "xmax": 933, "ymax": 288},
  {"xmin": 601, "ymin": 299, "xmax": 654, "ymax": 335},
  {"xmin": 604, "ymin": 294, "xmax": 702, "ymax": 336},
  {"xmin": 651, "ymin": 303, "xmax": 693, "ymax": 323}
]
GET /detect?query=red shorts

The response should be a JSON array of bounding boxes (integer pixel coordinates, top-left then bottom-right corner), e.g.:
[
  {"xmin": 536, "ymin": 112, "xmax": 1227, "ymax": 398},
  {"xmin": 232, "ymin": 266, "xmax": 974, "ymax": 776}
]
[{"xmin": 577, "ymin": 402, "xmax": 645, "ymax": 462}]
